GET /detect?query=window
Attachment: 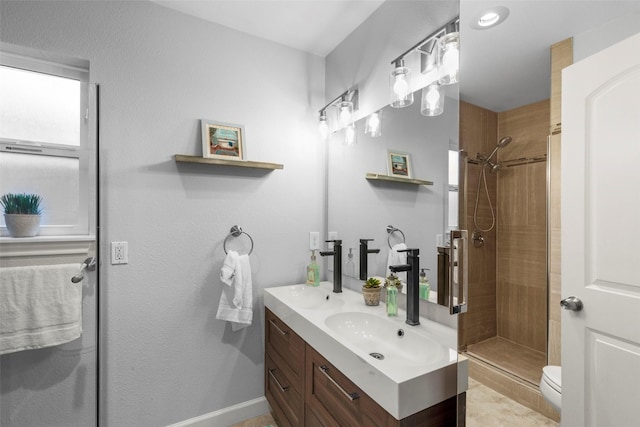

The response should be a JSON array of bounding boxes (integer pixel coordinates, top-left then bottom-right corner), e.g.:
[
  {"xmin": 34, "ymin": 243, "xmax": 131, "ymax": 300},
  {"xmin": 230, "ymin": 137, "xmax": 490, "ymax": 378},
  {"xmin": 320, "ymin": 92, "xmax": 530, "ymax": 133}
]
[{"xmin": 0, "ymin": 50, "xmax": 91, "ymax": 237}]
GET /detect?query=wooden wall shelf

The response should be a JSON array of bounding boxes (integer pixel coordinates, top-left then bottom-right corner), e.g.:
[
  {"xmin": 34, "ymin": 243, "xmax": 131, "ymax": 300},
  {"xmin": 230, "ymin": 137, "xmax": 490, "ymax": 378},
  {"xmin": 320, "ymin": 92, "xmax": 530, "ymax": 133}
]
[
  {"xmin": 174, "ymin": 154, "xmax": 283, "ymax": 170},
  {"xmin": 366, "ymin": 173, "xmax": 433, "ymax": 186}
]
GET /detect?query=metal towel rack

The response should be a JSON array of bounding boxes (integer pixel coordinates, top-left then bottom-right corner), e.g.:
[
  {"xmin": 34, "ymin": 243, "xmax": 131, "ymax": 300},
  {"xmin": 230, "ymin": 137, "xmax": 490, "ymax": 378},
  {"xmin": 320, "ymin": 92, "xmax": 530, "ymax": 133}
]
[
  {"xmin": 71, "ymin": 257, "xmax": 97, "ymax": 283},
  {"xmin": 223, "ymin": 225, "xmax": 254, "ymax": 255},
  {"xmin": 386, "ymin": 225, "xmax": 406, "ymax": 249}
]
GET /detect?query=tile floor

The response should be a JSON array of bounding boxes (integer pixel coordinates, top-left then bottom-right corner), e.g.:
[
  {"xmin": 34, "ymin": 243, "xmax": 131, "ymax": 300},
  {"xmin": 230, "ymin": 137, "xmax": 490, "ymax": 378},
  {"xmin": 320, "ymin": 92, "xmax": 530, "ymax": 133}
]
[{"xmin": 232, "ymin": 378, "xmax": 559, "ymax": 426}]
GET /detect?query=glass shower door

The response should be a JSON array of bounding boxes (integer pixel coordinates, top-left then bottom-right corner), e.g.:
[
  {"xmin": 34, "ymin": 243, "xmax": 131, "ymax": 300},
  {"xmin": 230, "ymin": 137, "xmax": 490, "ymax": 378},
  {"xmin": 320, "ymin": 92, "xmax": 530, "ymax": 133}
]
[{"xmin": 0, "ymin": 78, "xmax": 100, "ymax": 426}]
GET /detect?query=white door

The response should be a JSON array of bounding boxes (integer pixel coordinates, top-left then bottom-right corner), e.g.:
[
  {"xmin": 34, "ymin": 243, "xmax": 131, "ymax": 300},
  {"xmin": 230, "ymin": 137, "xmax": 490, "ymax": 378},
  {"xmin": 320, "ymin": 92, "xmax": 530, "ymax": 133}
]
[{"xmin": 561, "ymin": 32, "xmax": 640, "ymax": 426}]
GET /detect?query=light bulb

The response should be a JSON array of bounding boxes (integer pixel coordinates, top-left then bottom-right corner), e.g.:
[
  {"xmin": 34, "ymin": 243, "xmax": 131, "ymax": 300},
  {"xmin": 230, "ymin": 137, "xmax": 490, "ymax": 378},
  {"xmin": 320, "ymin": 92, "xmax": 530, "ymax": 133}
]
[
  {"xmin": 318, "ymin": 117, "xmax": 329, "ymax": 140},
  {"xmin": 345, "ymin": 123, "xmax": 356, "ymax": 146},
  {"xmin": 438, "ymin": 33, "xmax": 459, "ymax": 85},
  {"xmin": 389, "ymin": 64, "xmax": 413, "ymax": 108},
  {"xmin": 365, "ymin": 111, "xmax": 382, "ymax": 137},
  {"xmin": 393, "ymin": 74, "xmax": 410, "ymax": 98},
  {"xmin": 338, "ymin": 101, "xmax": 353, "ymax": 127},
  {"xmin": 421, "ymin": 83, "xmax": 444, "ymax": 116},
  {"xmin": 426, "ymin": 85, "xmax": 440, "ymax": 108}
]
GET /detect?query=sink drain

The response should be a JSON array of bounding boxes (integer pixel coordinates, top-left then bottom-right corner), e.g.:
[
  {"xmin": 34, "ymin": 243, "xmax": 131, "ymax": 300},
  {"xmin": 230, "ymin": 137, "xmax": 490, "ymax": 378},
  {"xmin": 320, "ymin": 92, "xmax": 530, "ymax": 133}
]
[{"xmin": 369, "ymin": 352, "xmax": 385, "ymax": 360}]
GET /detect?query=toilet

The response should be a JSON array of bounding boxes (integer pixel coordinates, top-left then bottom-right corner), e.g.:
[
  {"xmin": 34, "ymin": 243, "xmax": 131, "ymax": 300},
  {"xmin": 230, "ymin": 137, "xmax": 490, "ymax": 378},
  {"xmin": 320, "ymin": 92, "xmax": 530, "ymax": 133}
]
[{"xmin": 540, "ymin": 365, "xmax": 562, "ymax": 413}]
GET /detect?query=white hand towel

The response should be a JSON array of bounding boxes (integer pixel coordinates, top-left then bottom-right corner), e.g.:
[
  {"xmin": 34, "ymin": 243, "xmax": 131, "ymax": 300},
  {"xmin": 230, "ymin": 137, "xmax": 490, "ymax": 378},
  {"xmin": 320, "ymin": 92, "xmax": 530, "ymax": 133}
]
[
  {"xmin": 0, "ymin": 264, "xmax": 83, "ymax": 355},
  {"xmin": 386, "ymin": 243, "xmax": 408, "ymax": 284},
  {"xmin": 216, "ymin": 251, "xmax": 253, "ymax": 331}
]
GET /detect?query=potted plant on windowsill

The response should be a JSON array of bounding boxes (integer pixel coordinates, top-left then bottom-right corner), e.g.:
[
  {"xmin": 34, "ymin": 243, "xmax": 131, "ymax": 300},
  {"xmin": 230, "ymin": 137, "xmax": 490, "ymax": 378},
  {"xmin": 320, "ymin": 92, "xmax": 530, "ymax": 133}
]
[
  {"xmin": 362, "ymin": 277, "xmax": 382, "ymax": 306},
  {"xmin": 1, "ymin": 193, "xmax": 43, "ymax": 237}
]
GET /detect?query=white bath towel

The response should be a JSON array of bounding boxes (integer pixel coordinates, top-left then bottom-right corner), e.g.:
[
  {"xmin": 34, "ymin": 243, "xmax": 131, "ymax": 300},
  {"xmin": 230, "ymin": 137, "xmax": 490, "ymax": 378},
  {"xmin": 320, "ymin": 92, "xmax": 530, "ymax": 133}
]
[
  {"xmin": 0, "ymin": 264, "xmax": 83, "ymax": 355},
  {"xmin": 386, "ymin": 243, "xmax": 408, "ymax": 284},
  {"xmin": 216, "ymin": 251, "xmax": 253, "ymax": 331}
]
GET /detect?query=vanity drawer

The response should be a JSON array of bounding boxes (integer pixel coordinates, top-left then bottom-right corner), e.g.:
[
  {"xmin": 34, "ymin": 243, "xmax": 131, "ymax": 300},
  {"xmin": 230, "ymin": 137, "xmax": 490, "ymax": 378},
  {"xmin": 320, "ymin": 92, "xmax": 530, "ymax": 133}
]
[
  {"xmin": 305, "ymin": 344, "xmax": 386, "ymax": 427},
  {"xmin": 266, "ymin": 308, "xmax": 305, "ymax": 393},
  {"xmin": 266, "ymin": 353, "xmax": 304, "ymax": 427}
]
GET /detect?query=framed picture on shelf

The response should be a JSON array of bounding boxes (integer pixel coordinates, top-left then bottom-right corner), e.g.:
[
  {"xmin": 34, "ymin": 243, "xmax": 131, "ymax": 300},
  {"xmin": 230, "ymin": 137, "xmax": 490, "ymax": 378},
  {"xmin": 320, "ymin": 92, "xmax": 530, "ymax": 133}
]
[
  {"xmin": 387, "ymin": 150, "xmax": 412, "ymax": 178},
  {"xmin": 201, "ymin": 120, "xmax": 245, "ymax": 160}
]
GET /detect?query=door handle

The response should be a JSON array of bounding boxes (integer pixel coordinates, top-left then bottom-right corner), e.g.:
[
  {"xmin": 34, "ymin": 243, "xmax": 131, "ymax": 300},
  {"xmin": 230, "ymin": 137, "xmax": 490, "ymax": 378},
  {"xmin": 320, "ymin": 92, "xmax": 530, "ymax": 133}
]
[{"xmin": 560, "ymin": 296, "xmax": 583, "ymax": 312}]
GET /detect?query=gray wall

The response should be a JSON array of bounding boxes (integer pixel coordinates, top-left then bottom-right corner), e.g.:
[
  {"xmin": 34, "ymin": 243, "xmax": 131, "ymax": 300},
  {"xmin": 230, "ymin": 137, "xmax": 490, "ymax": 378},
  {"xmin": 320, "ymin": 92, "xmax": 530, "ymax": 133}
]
[{"xmin": 0, "ymin": 1, "xmax": 324, "ymax": 425}]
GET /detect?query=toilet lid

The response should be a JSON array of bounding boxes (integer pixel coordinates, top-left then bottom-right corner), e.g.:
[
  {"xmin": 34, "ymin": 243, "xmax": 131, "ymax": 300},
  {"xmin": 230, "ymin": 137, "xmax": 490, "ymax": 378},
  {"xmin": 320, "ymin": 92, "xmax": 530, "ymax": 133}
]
[{"xmin": 542, "ymin": 365, "xmax": 562, "ymax": 393}]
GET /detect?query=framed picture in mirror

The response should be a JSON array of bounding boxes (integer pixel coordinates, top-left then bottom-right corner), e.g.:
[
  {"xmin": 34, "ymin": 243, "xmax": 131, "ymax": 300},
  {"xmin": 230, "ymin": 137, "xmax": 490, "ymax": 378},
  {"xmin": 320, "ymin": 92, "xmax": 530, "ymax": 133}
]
[
  {"xmin": 201, "ymin": 120, "xmax": 245, "ymax": 160},
  {"xmin": 387, "ymin": 150, "xmax": 412, "ymax": 178}
]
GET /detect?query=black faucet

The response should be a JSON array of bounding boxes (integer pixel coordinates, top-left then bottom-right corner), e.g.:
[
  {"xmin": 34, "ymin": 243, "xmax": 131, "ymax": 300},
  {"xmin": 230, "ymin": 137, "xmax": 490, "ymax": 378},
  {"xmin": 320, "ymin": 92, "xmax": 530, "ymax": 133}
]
[
  {"xmin": 359, "ymin": 239, "xmax": 381, "ymax": 280},
  {"xmin": 320, "ymin": 240, "xmax": 342, "ymax": 293},
  {"xmin": 389, "ymin": 248, "xmax": 420, "ymax": 326}
]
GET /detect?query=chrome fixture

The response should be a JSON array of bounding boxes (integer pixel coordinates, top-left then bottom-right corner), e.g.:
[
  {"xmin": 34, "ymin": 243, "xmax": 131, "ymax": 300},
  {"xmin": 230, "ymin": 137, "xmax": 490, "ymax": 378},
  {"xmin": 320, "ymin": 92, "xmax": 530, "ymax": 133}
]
[
  {"xmin": 320, "ymin": 239, "xmax": 343, "ymax": 293},
  {"xmin": 386, "ymin": 225, "xmax": 406, "ymax": 248},
  {"xmin": 389, "ymin": 16, "xmax": 459, "ymax": 113},
  {"xmin": 389, "ymin": 248, "xmax": 420, "ymax": 326},
  {"xmin": 561, "ymin": 296, "xmax": 583, "ymax": 312},
  {"xmin": 317, "ymin": 89, "xmax": 358, "ymax": 144},
  {"xmin": 472, "ymin": 136, "xmax": 513, "ymax": 234},
  {"xmin": 359, "ymin": 239, "xmax": 381, "ymax": 280},
  {"xmin": 223, "ymin": 225, "xmax": 254, "ymax": 255},
  {"xmin": 71, "ymin": 256, "xmax": 97, "ymax": 283}
]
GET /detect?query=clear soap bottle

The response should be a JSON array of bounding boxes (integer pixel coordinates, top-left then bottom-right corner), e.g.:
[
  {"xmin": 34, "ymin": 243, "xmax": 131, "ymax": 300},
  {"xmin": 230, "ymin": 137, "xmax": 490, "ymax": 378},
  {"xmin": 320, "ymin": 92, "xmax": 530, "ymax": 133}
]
[
  {"xmin": 419, "ymin": 268, "xmax": 430, "ymax": 301},
  {"xmin": 306, "ymin": 250, "xmax": 320, "ymax": 287},
  {"xmin": 387, "ymin": 285, "xmax": 398, "ymax": 317}
]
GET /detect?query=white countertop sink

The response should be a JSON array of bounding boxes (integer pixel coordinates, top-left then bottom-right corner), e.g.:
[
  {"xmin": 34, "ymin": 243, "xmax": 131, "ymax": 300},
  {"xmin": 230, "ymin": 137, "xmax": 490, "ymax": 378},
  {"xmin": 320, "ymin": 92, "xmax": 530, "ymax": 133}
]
[{"xmin": 263, "ymin": 281, "xmax": 463, "ymax": 420}]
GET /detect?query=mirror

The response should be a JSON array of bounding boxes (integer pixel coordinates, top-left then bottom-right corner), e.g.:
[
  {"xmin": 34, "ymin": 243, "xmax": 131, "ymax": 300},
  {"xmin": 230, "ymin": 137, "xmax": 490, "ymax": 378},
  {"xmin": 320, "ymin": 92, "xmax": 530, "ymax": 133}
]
[{"xmin": 326, "ymin": 87, "xmax": 459, "ymax": 301}]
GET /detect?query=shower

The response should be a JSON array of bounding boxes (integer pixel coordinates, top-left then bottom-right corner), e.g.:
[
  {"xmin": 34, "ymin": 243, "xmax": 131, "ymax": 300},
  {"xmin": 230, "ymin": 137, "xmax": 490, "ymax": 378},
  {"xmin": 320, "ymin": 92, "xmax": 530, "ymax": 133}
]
[{"xmin": 472, "ymin": 136, "xmax": 512, "ymax": 245}]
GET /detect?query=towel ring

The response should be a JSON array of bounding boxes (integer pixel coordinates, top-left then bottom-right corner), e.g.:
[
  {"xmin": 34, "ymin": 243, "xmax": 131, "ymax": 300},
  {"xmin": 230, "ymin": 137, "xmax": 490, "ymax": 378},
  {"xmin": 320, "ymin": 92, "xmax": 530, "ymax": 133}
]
[
  {"xmin": 223, "ymin": 225, "xmax": 254, "ymax": 255},
  {"xmin": 386, "ymin": 225, "xmax": 406, "ymax": 249}
]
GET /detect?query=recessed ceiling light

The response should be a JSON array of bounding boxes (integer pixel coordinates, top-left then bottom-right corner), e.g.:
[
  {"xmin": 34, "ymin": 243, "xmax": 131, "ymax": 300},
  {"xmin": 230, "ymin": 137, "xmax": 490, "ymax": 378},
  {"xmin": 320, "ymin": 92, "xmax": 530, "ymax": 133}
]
[{"xmin": 470, "ymin": 6, "xmax": 510, "ymax": 30}]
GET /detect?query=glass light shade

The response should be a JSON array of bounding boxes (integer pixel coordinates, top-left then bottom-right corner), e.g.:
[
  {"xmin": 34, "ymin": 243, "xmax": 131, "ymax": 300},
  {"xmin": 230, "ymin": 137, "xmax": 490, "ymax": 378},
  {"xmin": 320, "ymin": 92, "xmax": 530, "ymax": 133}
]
[
  {"xmin": 365, "ymin": 111, "xmax": 382, "ymax": 137},
  {"xmin": 318, "ymin": 114, "xmax": 329, "ymax": 140},
  {"xmin": 344, "ymin": 123, "xmax": 356, "ymax": 146},
  {"xmin": 437, "ymin": 32, "xmax": 460, "ymax": 85},
  {"xmin": 338, "ymin": 101, "xmax": 354, "ymax": 128},
  {"xmin": 421, "ymin": 83, "xmax": 444, "ymax": 116},
  {"xmin": 389, "ymin": 65, "xmax": 413, "ymax": 108}
]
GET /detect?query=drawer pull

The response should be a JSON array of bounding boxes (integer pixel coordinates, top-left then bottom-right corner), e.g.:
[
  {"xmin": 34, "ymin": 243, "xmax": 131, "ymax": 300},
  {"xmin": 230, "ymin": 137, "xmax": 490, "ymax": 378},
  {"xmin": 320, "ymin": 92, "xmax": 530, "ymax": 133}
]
[
  {"xmin": 318, "ymin": 365, "xmax": 359, "ymax": 401},
  {"xmin": 269, "ymin": 319, "xmax": 289, "ymax": 336},
  {"xmin": 268, "ymin": 368, "xmax": 290, "ymax": 393}
]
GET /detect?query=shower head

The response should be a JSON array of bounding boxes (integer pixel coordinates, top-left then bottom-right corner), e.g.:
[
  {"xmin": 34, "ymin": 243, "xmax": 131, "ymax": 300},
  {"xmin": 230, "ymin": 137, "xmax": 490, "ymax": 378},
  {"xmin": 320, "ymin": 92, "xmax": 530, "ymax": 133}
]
[
  {"xmin": 498, "ymin": 136, "xmax": 512, "ymax": 148},
  {"xmin": 485, "ymin": 136, "xmax": 513, "ymax": 161}
]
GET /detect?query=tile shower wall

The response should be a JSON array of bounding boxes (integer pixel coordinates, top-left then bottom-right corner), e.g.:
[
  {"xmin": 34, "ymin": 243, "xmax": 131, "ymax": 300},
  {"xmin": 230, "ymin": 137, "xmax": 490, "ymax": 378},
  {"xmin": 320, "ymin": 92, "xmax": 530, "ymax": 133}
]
[{"xmin": 496, "ymin": 100, "xmax": 549, "ymax": 352}]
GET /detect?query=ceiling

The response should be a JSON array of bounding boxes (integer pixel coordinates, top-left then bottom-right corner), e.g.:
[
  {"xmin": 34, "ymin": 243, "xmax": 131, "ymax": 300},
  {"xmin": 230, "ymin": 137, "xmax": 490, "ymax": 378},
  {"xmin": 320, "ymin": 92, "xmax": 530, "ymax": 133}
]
[{"xmin": 152, "ymin": 0, "xmax": 640, "ymax": 112}]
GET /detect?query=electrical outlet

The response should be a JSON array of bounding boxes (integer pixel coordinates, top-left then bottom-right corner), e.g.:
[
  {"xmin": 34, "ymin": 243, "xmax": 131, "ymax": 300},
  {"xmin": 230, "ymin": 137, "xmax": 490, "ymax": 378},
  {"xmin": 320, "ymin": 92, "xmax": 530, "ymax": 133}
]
[
  {"xmin": 309, "ymin": 231, "xmax": 320, "ymax": 250},
  {"xmin": 111, "ymin": 241, "xmax": 128, "ymax": 265}
]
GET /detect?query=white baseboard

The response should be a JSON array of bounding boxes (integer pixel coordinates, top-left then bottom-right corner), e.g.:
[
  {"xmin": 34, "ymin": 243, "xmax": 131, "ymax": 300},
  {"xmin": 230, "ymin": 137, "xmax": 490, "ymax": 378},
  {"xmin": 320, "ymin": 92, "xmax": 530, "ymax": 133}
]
[{"xmin": 167, "ymin": 396, "xmax": 271, "ymax": 427}]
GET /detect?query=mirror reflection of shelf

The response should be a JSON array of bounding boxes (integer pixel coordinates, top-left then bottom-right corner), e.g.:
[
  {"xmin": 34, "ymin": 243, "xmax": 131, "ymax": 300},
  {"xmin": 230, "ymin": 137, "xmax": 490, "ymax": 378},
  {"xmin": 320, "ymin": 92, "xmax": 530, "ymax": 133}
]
[
  {"xmin": 365, "ymin": 173, "xmax": 433, "ymax": 186},
  {"xmin": 174, "ymin": 154, "xmax": 283, "ymax": 170}
]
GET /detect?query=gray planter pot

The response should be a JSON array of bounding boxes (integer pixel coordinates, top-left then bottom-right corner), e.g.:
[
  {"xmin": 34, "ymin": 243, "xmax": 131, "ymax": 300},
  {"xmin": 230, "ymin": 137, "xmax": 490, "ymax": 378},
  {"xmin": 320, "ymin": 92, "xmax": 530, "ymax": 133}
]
[{"xmin": 4, "ymin": 214, "xmax": 42, "ymax": 237}]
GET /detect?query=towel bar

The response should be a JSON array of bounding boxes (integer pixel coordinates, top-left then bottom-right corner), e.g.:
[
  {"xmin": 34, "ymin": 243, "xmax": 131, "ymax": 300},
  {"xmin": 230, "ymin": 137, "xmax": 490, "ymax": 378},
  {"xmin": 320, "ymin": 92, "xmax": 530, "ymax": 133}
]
[
  {"xmin": 223, "ymin": 225, "xmax": 254, "ymax": 255},
  {"xmin": 71, "ymin": 257, "xmax": 97, "ymax": 283},
  {"xmin": 386, "ymin": 225, "xmax": 406, "ymax": 249}
]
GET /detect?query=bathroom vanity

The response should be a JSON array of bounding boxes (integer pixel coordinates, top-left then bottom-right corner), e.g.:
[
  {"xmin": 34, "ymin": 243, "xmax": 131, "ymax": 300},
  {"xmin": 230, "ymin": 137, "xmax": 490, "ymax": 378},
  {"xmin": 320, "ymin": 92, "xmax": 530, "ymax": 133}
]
[{"xmin": 264, "ymin": 282, "xmax": 467, "ymax": 426}]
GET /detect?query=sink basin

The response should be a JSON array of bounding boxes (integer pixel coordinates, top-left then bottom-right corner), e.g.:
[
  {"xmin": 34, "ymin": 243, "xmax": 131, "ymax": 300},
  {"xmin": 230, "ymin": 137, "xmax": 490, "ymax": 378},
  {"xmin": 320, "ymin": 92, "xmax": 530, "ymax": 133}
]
[
  {"xmin": 324, "ymin": 312, "xmax": 446, "ymax": 366},
  {"xmin": 277, "ymin": 285, "xmax": 344, "ymax": 310}
]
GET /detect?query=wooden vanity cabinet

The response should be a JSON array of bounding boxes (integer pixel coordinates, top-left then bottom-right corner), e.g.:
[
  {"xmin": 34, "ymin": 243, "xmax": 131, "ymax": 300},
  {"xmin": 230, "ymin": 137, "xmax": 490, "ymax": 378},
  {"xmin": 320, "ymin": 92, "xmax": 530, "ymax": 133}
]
[
  {"xmin": 265, "ymin": 308, "xmax": 462, "ymax": 427},
  {"xmin": 265, "ymin": 308, "xmax": 305, "ymax": 427}
]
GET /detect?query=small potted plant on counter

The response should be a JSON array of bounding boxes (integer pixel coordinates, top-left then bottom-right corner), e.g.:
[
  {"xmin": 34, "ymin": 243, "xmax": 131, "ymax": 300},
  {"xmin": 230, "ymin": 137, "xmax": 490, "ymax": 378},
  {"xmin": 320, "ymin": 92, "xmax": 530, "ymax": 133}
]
[
  {"xmin": 1, "ymin": 193, "xmax": 43, "ymax": 237},
  {"xmin": 362, "ymin": 277, "xmax": 382, "ymax": 306}
]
